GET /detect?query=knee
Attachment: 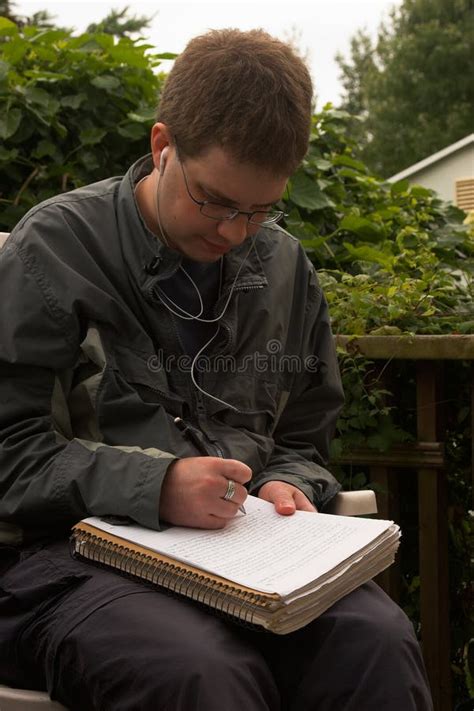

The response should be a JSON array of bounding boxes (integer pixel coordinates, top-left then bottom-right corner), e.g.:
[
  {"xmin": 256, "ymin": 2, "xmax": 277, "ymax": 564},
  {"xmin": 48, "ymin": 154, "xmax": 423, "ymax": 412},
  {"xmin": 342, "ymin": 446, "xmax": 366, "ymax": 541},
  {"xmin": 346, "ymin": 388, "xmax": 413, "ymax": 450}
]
[
  {"xmin": 321, "ymin": 583, "xmax": 422, "ymax": 663},
  {"xmin": 364, "ymin": 589, "xmax": 418, "ymax": 654}
]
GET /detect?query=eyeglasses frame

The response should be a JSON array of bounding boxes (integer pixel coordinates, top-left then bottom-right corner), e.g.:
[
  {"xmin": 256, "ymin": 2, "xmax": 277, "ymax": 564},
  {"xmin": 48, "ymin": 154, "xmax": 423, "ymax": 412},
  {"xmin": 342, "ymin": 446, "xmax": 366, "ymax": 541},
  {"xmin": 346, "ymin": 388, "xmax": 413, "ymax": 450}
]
[{"xmin": 173, "ymin": 140, "xmax": 287, "ymax": 227}]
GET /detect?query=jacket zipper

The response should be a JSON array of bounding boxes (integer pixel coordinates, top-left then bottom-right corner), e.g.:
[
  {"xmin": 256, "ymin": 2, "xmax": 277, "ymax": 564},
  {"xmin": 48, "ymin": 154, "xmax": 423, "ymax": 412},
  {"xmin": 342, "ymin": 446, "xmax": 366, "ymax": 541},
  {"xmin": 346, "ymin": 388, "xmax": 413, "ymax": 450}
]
[
  {"xmin": 194, "ymin": 390, "xmax": 226, "ymax": 458},
  {"xmin": 174, "ymin": 414, "xmax": 225, "ymax": 458},
  {"xmin": 233, "ymin": 284, "xmax": 265, "ymax": 292}
]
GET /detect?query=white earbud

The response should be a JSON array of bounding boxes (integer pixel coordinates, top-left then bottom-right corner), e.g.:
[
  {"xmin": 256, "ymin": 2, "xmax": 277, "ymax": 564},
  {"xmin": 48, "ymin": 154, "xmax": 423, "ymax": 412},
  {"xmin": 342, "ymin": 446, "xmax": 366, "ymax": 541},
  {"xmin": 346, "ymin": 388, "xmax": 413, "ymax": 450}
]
[{"xmin": 159, "ymin": 147, "xmax": 170, "ymax": 175}]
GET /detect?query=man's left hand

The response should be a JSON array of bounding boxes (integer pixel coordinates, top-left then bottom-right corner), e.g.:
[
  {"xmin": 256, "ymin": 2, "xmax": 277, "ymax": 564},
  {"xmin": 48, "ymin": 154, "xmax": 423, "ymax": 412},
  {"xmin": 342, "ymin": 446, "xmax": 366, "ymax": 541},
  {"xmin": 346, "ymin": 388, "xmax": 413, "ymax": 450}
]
[{"xmin": 258, "ymin": 481, "xmax": 317, "ymax": 515}]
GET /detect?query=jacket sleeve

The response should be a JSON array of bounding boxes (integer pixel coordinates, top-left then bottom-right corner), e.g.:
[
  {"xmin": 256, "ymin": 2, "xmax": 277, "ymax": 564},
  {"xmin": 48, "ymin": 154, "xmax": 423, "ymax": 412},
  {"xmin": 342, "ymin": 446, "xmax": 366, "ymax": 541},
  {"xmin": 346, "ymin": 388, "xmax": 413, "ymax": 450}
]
[
  {"xmin": 248, "ymin": 268, "xmax": 344, "ymax": 510},
  {"xmin": 0, "ymin": 235, "xmax": 175, "ymax": 539}
]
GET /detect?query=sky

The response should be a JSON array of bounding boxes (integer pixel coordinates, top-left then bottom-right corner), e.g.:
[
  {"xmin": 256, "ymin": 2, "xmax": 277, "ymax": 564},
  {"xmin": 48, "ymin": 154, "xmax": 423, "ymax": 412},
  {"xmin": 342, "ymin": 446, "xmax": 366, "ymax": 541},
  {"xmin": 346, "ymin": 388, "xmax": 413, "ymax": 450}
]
[{"xmin": 15, "ymin": 0, "xmax": 402, "ymax": 108}]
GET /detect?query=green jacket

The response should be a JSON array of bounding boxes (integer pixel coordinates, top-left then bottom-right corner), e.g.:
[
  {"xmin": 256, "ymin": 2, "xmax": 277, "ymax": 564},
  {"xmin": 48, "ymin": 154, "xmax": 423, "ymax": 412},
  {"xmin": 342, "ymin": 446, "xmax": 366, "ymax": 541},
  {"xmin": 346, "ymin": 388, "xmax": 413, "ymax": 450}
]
[{"xmin": 0, "ymin": 156, "xmax": 343, "ymax": 543}]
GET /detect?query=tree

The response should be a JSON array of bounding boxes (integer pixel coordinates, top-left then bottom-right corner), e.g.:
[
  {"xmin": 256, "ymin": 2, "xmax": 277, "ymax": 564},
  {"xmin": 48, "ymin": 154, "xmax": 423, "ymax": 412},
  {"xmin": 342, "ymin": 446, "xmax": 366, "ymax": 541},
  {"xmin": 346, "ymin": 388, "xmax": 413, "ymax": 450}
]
[
  {"xmin": 0, "ymin": 1, "xmax": 17, "ymax": 21},
  {"xmin": 87, "ymin": 6, "xmax": 153, "ymax": 38},
  {"xmin": 0, "ymin": 0, "xmax": 56, "ymax": 28},
  {"xmin": 336, "ymin": 0, "xmax": 474, "ymax": 177}
]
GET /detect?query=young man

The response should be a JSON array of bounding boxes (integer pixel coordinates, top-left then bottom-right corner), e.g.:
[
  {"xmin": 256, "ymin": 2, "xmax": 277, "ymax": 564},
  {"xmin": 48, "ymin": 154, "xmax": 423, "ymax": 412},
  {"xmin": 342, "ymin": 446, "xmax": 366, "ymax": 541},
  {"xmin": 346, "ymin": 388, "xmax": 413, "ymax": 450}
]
[{"xmin": 0, "ymin": 29, "xmax": 432, "ymax": 710}]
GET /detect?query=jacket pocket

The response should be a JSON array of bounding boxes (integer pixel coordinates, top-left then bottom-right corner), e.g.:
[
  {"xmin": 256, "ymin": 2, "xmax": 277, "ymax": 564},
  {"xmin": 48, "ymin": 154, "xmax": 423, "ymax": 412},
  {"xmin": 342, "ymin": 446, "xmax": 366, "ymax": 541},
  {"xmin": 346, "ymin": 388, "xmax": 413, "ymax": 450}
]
[
  {"xmin": 1, "ymin": 543, "xmax": 91, "ymax": 610},
  {"xmin": 0, "ymin": 542, "xmax": 92, "ymax": 679},
  {"xmin": 111, "ymin": 342, "xmax": 185, "ymax": 407}
]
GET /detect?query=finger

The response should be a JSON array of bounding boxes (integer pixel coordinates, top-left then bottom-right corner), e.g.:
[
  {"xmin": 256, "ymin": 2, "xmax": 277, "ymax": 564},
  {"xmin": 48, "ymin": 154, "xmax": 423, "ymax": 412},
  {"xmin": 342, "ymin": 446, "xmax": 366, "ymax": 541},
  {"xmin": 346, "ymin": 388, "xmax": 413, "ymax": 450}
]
[
  {"xmin": 220, "ymin": 479, "xmax": 248, "ymax": 508},
  {"xmin": 212, "ymin": 498, "xmax": 243, "ymax": 519},
  {"xmin": 217, "ymin": 458, "xmax": 252, "ymax": 484},
  {"xmin": 293, "ymin": 489, "xmax": 317, "ymax": 512},
  {"xmin": 259, "ymin": 481, "xmax": 297, "ymax": 515},
  {"xmin": 258, "ymin": 481, "xmax": 311, "ymax": 516},
  {"xmin": 274, "ymin": 496, "xmax": 296, "ymax": 516},
  {"xmin": 203, "ymin": 514, "xmax": 228, "ymax": 529}
]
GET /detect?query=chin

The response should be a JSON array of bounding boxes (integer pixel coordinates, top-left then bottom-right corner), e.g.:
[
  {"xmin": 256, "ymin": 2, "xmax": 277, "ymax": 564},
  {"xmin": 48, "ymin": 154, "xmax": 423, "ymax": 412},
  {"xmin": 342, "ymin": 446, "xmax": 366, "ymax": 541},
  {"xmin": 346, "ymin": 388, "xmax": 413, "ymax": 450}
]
[{"xmin": 194, "ymin": 252, "xmax": 222, "ymax": 264}]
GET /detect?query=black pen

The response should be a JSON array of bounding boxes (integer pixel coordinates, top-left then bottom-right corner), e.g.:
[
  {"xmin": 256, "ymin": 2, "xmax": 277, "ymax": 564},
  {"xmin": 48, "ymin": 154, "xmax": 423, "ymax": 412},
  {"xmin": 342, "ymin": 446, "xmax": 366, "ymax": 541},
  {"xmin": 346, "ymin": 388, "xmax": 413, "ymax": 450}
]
[{"xmin": 174, "ymin": 416, "xmax": 246, "ymax": 515}]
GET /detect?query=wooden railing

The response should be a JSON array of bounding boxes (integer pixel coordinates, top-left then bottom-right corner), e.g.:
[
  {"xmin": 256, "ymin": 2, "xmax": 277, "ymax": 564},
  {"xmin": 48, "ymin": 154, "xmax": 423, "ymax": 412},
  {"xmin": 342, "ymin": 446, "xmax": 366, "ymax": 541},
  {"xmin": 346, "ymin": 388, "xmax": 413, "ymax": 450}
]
[{"xmin": 332, "ymin": 335, "xmax": 474, "ymax": 711}]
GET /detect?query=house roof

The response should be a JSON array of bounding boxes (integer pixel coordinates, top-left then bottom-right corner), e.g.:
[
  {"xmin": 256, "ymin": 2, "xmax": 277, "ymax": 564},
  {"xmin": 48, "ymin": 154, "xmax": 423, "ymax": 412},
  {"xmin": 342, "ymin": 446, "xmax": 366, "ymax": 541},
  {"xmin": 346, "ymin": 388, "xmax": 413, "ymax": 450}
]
[{"xmin": 387, "ymin": 133, "xmax": 474, "ymax": 183}]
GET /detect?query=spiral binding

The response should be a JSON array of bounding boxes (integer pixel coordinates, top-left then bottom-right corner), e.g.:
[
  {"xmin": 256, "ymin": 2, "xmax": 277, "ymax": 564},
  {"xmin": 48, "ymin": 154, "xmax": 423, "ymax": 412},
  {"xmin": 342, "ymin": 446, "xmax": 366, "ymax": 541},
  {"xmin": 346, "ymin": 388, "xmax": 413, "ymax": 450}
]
[{"xmin": 70, "ymin": 529, "xmax": 277, "ymax": 630}]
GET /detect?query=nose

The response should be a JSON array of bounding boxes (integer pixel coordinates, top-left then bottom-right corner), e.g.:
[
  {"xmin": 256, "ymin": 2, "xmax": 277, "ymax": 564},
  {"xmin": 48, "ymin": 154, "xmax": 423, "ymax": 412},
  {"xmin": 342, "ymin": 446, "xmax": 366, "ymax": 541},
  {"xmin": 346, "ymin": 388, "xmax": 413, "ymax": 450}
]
[{"xmin": 216, "ymin": 214, "xmax": 250, "ymax": 247}]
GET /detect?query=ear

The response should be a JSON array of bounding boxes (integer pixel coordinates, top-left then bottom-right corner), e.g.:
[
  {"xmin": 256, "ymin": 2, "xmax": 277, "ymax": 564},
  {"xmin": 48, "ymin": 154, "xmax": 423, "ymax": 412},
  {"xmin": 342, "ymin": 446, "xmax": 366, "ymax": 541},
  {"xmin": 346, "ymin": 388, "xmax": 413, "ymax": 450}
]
[
  {"xmin": 151, "ymin": 123, "xmax": 172, "ymax": 172},
  {"xmin": 159, "ymin": 147, "xmax": 170, "ymax": 175}
]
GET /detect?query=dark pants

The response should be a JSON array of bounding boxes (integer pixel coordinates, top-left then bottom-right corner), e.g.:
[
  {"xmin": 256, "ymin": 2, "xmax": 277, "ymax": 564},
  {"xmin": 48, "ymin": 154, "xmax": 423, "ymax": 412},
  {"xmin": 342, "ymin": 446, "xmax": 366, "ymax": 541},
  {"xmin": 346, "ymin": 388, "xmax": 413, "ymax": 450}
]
[{"xmin": 0, "ymin": 539, "xmax": 433, "ymax": 711}]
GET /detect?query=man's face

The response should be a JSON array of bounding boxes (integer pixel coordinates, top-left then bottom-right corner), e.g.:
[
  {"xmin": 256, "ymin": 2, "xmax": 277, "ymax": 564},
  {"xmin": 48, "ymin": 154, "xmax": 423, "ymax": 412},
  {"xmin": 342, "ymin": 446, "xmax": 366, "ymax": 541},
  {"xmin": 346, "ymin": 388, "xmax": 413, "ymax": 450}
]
[{"xmin": 156, "ymin": 145, "xmax": 288, "ymax": 263}]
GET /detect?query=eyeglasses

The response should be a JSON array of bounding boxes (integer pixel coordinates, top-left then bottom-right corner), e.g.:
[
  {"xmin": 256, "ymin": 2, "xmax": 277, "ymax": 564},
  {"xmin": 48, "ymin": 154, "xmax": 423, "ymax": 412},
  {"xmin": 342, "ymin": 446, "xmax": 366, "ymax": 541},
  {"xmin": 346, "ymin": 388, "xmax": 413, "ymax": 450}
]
[{"xmin": 175, "ymin": 146, "xmax": 287, "ymax": 227}]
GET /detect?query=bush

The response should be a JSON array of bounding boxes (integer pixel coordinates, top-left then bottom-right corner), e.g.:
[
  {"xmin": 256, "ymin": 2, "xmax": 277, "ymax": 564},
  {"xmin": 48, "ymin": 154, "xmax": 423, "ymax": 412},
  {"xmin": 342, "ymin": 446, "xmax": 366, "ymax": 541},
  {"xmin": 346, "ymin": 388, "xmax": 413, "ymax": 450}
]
[
  {"xmin": 0, "ymin": 16, "xmax": 172, "ymax": 230},
  {"xmin": 282, "ymin": 106, "xmax": 474, "ymax": 335}
]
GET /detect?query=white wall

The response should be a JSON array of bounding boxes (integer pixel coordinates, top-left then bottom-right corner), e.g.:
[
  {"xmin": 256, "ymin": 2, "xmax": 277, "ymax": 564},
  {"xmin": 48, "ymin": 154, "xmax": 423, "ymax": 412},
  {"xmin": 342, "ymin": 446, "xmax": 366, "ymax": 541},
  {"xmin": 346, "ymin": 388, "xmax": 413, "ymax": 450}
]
[{"xmin": 406, "ymin": 144, "xmax": 474, "ymax": 204}]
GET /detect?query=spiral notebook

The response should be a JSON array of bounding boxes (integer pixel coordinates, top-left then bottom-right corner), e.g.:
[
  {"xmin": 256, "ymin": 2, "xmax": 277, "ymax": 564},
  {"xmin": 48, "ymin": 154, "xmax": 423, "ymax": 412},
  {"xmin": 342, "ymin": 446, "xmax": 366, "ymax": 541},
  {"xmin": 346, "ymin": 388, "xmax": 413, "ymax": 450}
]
[{"xmin": 71, "ymin": 495, "xmax": 400, "ymax": 634}]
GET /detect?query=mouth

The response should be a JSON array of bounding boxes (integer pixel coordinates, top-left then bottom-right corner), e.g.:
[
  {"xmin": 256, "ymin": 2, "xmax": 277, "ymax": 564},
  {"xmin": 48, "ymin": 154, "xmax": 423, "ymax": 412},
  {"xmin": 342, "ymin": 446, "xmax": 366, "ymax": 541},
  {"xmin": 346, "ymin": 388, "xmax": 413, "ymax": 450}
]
[{"xmin": 201, "ymin": 236, "xmax": 231, "ymax": 256}]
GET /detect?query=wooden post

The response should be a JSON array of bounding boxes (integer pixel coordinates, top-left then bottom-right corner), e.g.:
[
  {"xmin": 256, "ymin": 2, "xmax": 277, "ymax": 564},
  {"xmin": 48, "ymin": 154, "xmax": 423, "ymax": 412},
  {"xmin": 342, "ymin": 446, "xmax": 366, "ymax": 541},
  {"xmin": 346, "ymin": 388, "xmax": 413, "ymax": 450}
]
[
  {"xmin": 371, "ymin": 465, "xmax": 400, "ymax": 602},
  {"xmin": 417, "ymin": 361, "xmax": 451, "ymax": 710},
  {"xmin": 471, "ymin": 363, "xmax": 474, "ymax": 509}
]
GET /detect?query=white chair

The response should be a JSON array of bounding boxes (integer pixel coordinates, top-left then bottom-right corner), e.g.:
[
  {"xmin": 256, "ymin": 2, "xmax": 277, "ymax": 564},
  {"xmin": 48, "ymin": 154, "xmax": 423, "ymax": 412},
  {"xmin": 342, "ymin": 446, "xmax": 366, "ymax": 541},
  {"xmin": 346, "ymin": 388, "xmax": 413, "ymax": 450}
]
[
  {"xmin": 0, "ymin": 230, "xmax": 377, "ymax": 709},
  {"xmin": 0, "ymin": 685, "xmax": 68, "ymax": 710}
]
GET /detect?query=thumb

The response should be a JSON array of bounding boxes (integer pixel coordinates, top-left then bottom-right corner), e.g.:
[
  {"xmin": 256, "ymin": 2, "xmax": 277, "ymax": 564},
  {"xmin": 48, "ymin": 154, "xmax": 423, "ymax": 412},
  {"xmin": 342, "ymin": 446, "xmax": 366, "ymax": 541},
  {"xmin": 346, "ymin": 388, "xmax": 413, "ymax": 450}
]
[
  {"xmin": 258, "ymin": 481, "xmax": 297, "ymax": 515},
  {"xmin": 274, "ymin": 496, "xmax": 296, "ymax": 516}
]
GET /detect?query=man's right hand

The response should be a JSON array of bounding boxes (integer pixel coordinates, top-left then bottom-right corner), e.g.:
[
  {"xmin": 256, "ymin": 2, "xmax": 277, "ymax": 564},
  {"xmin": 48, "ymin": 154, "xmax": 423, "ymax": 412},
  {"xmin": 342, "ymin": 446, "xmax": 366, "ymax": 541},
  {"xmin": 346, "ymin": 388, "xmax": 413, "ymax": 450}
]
[{"xmin": 159, "ymin": 457, "xmax": 251, "ymax": 528}]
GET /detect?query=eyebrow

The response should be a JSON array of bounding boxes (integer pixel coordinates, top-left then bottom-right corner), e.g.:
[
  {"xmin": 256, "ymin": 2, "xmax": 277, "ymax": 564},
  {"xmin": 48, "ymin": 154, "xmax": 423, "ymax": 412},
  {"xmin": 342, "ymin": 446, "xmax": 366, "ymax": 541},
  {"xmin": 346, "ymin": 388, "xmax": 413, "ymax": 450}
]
[{"xmin": 198, "ymin": 181, "xmax": 280, "ymax": 210}]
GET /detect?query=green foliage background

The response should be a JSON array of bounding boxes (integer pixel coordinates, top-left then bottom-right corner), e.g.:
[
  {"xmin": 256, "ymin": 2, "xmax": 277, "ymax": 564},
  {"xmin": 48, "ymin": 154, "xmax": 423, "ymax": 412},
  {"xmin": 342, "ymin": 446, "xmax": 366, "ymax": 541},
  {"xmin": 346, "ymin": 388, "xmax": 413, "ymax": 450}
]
[
  {"xmin": 0, "ymin": 15, "xmax": 172, "ymax": 229},
  {"xmin": 0, "ymin": 13, "xmax": 473, "ymax": 706},
  {"xmin": 288, "ymin": 108, "xmax": 474, "ymax": 336},
  {"xmin": 336, "ymin": 0, "xmax": 474, "ymax": 177}
]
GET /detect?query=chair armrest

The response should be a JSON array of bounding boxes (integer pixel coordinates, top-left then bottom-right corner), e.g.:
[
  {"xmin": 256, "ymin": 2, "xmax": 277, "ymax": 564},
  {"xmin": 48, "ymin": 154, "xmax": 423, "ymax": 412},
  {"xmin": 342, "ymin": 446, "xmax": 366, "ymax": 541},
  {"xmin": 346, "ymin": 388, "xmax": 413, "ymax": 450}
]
[
  {"xmin": 324, "ymin": 490, "xmax": 378, "ymax": 516},
  {"xmin": 0, "ymin": 685, "xmax": 68, "ymax": 710}
]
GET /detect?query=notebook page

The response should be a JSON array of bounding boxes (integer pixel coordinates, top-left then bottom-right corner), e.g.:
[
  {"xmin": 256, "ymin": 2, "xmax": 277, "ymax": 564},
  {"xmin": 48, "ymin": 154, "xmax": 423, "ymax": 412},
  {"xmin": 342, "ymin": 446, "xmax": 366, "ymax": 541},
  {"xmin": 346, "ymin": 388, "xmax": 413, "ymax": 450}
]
[{"xmin": 82, "ymin": 496, "xmax": 396, "ymax": 596}]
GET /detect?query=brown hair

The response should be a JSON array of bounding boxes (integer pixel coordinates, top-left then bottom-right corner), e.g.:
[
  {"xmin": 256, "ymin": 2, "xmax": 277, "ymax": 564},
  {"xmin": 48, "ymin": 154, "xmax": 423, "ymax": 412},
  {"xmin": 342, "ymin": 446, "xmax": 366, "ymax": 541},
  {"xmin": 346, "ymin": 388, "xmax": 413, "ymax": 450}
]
[{"xmin": 157, "ymin": 29, "xmax": 313, "ymax": 176}]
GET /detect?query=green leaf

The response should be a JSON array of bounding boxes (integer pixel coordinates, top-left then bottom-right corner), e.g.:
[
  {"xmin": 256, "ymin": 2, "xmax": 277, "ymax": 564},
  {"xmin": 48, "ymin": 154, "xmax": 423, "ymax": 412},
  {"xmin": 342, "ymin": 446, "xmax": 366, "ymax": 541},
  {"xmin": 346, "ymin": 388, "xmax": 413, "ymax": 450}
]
[
  {"xmin": 80, "ymin": 151, "xmax": 100, "ymax": 171},
  {"xmin": 61, "ymin": 94, "xmax": 87, "ymax": 109},
  {"xmin": 457, "ymin": 320, "xmax": 474, "ymax": 334},
  {"xmin": 339, "ymin": 215, "xmax": 384, "ymax": 240},
  {"xmin": 24, "ymin": 69, "xmax": 70, "ymax": 82},
  {"xmin": 32, "ymin": 139, "xmax": 59, "ymax": 159},
  {"xmin": 343, "ymin": 242, "xmax": 394, "ymax": 269},
  {"xmin": 410, "ymin": 185, "xmax": 434, "ymax": 198},
  {"xmin": 153, "ymin": 52, "xmax": 178, "ymax": 60},
  {"xmin": 314, "ymin": 158, "xmax": 332, "ymax": 171},
  {"xmin": 117, "ymin": 123, "xmax": 147, "ymax": 140},
  {"xmin": 329, "ymin": 438, "xmax": 343, "ymax": 459},
  {"xmin": 369, "ymin": 325, "xmax": 403, "ymax": 335},
  {"xmin": 0, "ymin": 108, "xmax": 22, "ymax": 140},
  {"xmin": 290, "ymin": 172, "xmax": 334, "ymax": 210},
  {"xmin": 29, "ymin": 29, "xmax": 69, "ymax": 44},
  {"xmin": 107, "ymin": 45, "xmax": 149, "ymax": 69},
  {"xmin": 390, "ymin": 179, "xmax": 410, "ymax": 194},
  {"xmin": 325, "ymin": 108, "xmax": 352, "ymax": 120},
  {"xmin": 0, "ymin": 146, "xmax": 18, "ymax": 162},
  {"xmin": 0, "ymin": 17, "xmax": 18, "ymax": 37},
  {"xmin": 332, "ymin": 154, "xmax": 367, "ymax": 172},
  {"xmin": 79, "ymin": 127, "xmax": 108, "ymax": 145},
  {"xmin": 91, "ymin": 75, "xmax": 121, "ymax": 91},
  {"xmin": 1, "ymin": 36, "xmax": 27, "ymax": 63},
  {"xmin": 69, "ymin": 36, "xmax": 104, "ymax": 52},
  {"xmin": 127, "ymin": 109, "xmax": 156, "ymax": 123},
  {"xmin": 433, "ymin": 231, "xmax": 468, "ymax": 248},
  {"xmin": 0, "ymin": 60, "xmax": 10, "ymax": 81},
  {"xmin": 300, "ymin": 236, "xmax": 329, "ymax": 251},
  {"xmin": 23, "ymin": 86, "xmax": 60, "ymax": 115}
]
